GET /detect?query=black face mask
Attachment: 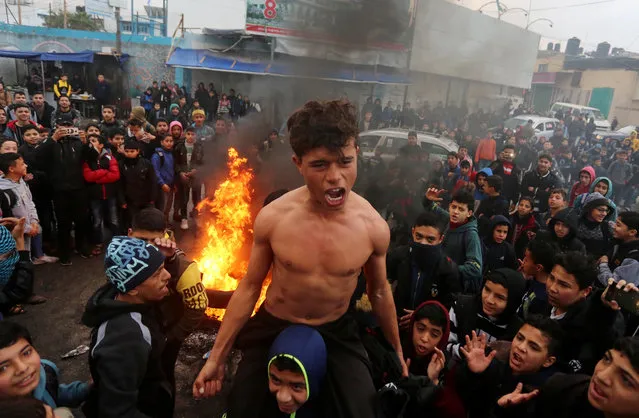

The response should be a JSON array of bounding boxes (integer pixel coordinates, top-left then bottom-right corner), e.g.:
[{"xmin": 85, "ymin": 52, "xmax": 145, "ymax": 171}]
[{"xmin": 410, "ymin": 241, "xmax": 443, "ymax": 270}]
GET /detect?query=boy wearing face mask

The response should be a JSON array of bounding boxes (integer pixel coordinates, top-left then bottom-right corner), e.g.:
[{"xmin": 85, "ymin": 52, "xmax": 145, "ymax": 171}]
[{"xmin": 388, "ymin": 212, "xmax": 461, "ymax": 329}]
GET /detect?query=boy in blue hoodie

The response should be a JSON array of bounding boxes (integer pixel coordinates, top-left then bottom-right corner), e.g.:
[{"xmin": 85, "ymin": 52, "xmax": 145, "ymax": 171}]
[
  {"xmin": 152, "ymin": 132, "xmax": 176, "ymax": 223},
  {"xmin": 0, "ymin": 321, "xmax": 89, "ymax": 409},
  {"xmin": 264, "ymin": 325, "xmax": 327, "ymax": 418}
]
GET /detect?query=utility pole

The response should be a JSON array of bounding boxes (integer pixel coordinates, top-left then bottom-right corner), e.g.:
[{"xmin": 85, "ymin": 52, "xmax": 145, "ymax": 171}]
[
  {"xmin": 115, "ymin": 7, "xmax": 121, "ymax": 55},
  {"xmin": 162, "ymin": 0, "xmax": 167, "ymax": 37},
  {"xmin": 63, "ymin": 0, "xmax": 68, "ymax": 28},
  {"xmin": 16, "ymin": 0, "xmax": 21, "ymax": 24}
]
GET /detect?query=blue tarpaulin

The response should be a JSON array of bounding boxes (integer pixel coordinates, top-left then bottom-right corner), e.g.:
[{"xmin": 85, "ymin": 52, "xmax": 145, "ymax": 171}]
[
  {"xmin": 0, "ymin": 49, "xmax": 128, "ymax": 63},
  {"xmin": 166, "ymin": 47, "xmax": 410, "ymax": 84}
]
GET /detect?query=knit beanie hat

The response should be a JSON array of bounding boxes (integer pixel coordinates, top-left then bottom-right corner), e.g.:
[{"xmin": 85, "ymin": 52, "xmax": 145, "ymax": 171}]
[
  {"xmin": 130, "ymin": 106, "xmax": 146, "ymax": 122},
  {"xmin": 192, "ymin": 108, "xmax": 205, "ymax": 118},
  {"xmin": 0, "ymin": 226, "xmax": 18, "ymax": 286},
  {"xmin": 104, "ymin": 236, "xmax": 165, "ymax": 293},
  {"xmin": 170, "ymin": 103, "xmax": 179, "ymax": 112}
]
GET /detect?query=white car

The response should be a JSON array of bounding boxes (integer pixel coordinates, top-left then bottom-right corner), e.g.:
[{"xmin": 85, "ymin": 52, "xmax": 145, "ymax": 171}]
[
  {"xmin": 359, "ymin": 129, "xmax": 459, "ymax": 163},
  {"xmin": 503, "ymin": 115, "xmax": 561, "ymax": 140},
  {"xmin": 550, "ymin": 102, "xmax": 611, "ymax": 131}
]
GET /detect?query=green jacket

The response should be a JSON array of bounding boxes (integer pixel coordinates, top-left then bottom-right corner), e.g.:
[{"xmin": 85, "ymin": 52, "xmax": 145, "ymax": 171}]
[{"xmin": 425, "ymin": 202, "xmax": 483, "ymax": 294}]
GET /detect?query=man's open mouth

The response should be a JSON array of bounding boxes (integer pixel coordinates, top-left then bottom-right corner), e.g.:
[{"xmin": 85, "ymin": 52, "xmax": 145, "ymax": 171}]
[{"xmin": 325, "ymin": 188, "xmax": 346, "ymax": 206}]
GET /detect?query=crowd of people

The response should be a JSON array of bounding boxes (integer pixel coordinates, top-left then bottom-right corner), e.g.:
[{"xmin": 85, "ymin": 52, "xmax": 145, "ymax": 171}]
[{"xmin": 0, "ymin": 86, "xmax": 638, "ymax": 418}]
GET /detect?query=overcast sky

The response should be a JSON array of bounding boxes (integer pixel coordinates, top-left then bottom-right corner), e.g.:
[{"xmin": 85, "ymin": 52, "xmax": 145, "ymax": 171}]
[
  {"xmin": 452, "ymin": 0, "xmax": 638, "ymax": 51},
  {"xmin": 138, "ymin": 0, "xmax": 637, "ymax": 52}
]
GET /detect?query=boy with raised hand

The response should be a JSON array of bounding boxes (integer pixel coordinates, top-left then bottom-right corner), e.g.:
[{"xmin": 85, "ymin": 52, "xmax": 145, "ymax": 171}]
[
  {"xmin": 546, "ymin": 252, "xmax": 627, "ymax": 374},
  {"xmin": 457, "ymin": 315, "xmax": 563, "ymax": 418},
  {"xmin": 447, "ymin": 268, "xmax": 526, "ymax": 361},
  {"xmin": 81, "ymin": 236, "xmax": 172, "ymax": 418},
  {"xmin": 501, "ymin": 336, "xmax": 639, "ymax": 418},
  {"xmin": 0, "ymin": 321, "xmax": 89, "ymax": 409},
  {"xmin": 424, "ymin": 187, "xmax": 483, "ymax": 294}
]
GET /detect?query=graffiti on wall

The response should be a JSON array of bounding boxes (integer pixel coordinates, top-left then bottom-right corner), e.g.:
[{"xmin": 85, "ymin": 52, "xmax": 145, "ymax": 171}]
[{"xmin": 128, "ymin": 44, "xmax": 174, "ymax": 89}]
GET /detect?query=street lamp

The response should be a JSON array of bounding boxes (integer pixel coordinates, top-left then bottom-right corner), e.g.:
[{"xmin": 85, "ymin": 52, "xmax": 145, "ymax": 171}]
[
  {"xmin": 500, "ymin": 7, "xmax": 528, "ymax": 18},
  {"xmin": 526, "ymin": 18, "xmax": 554, "ymax": 29},
  {"xmin": 478, "ymin": 2, "xmax": 528, "ymax": 20}
]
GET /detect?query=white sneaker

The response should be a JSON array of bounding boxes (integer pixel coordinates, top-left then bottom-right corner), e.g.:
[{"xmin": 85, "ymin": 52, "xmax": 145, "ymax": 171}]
[
  {"xmin": 40, "ymin": 255, "xmax": 59, "ymax": 263},
  {"xmin": 180, "ymin": 219, "xmax": 189, "ymax": 230},
  {"xmin": 34, "ymin": 255, "xmax": 59, "ymax": 264}
]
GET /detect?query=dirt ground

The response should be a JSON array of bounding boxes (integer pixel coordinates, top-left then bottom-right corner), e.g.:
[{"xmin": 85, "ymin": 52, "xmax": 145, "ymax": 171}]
[{"xmin": 10, "ymin": 229, "xmax": 231, "ymax": 417}]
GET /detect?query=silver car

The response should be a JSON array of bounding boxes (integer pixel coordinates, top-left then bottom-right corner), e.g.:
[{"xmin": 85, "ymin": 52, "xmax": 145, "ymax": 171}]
[
  {"xmin": 360, "ymin": 129, "xmax": 459, "ymax": 163},
  {"xmin": 503, "ymin": 115, "xmax": 561, "ymax": 141}
]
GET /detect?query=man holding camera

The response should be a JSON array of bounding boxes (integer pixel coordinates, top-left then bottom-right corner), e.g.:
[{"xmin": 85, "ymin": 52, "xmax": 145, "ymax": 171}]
[{"xmin": 37, "ymin": 117, "xmax": 90, "ymax": 265}]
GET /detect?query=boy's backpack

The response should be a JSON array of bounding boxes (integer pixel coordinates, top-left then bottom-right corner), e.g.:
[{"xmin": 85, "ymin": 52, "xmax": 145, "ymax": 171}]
[
  {"xmin": 155, "ymin": 150, "xmax": 165, "ymax": 168},
  {"xmin": 0, "ymin": 188, "xmax": 17, "ymax": 218},
  {"xmin": 41, "ymin": 359, "xmax": 60, "ymax": 406}
]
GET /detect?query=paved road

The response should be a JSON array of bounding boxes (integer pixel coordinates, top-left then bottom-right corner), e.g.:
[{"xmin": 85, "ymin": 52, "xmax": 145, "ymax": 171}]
[{"xmin": 10, "ymin": 229, "xmax": 226, "ymax": 417}]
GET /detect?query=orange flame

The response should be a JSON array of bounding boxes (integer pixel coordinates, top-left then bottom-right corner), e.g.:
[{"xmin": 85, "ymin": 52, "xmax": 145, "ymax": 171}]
[{"xmin": 195, "ymin": 147, "xmax": 268, "ymax": 320}]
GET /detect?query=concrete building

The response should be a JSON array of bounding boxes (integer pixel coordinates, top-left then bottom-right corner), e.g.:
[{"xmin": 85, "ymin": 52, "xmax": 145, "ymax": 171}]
[{"xmin": 531, "ymin": 40, "xmax": 639, "ymax": 125}]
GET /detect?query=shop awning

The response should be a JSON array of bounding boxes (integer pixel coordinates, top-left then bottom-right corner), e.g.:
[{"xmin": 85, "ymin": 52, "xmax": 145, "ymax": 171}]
[
  {"xmin": 0, "ymin": 49, "xmax": 129, "ymax": 63},
  {"xmin": 166, "ymin": 47, "xmax": 410, "ymax": 84}
]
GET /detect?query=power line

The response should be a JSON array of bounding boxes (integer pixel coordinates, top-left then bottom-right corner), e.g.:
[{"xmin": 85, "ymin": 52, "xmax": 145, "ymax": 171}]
[{"xmin": 530, "ymin": 0, "xmax": 617, "ymax": 12}]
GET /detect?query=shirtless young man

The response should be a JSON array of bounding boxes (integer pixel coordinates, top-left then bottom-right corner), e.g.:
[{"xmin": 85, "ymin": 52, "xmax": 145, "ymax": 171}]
[{"xmin": 193, "ymin": 100, "xmax": 405, "ymax": 417}]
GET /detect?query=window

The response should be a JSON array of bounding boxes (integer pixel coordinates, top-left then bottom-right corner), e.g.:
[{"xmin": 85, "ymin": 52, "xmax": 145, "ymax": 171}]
[
  {"xmin": 545, "ymin": 122, "xmax": 555, "ymax": 130},
  {"xmin": 422, "ymin": 143, "xmax": 448, "ymax": 160},
  {"xmin": 538, "ymin": 64, "xmax": 549, "ymax": 72},
  {"xmin": 359, "ymin": 135, "xmax": 381, "ymax": 152},
  {"xmin": 385, "ymin": 137, "xmax": 408, "ymax": 154},
  {"xmin": 535, "ymin": 123, "xmax": 544, "ymax": 131},
  {"xmin": 121, "ymin": 22, "xmax": 132, "ymax": 32}
]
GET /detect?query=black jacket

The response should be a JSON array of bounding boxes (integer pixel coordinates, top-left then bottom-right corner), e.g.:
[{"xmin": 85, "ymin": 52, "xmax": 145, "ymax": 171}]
[
  {"xmin": 82, "ymin": 284, "xmax": 173, "ymax": 418},
  {"xmin": 553, "ymin": 291, "xmax": 623, "ymax": 375},
  {"xmin": 449, "ymin": 269, "xmax": 526, "ymax": 358},
  {"xmin": 118, "ymin": 157, "xmax": 158, "ymax": 208},
  {"xmin": 0, "ymin": 251, "xmax": 33, "ymax": 315},
  {"xmin": 457, "ymin": 357, "xmax": 557, "ymax": 418},
  {"xmin": 388, "ymin": 245, "xmax": 461, "ymax": 312},
  {"xmin": 542, "ymin": 208, "xmax": 587, "ymax": 253},
  {"xmin": 529, "ymin": 373, "xmax": 601, "ymax": 418},
  {"xmin": 608, "ymin": 239, "xmax": 639, "ymax": 271},
  {"xmin": 489, "ymin": 160, "xmax": 521, "ymax": 204},
  {"xmin": 18, "ymin": 143, "xmax": 50, "ymax": 198},
  {"xmin": 36, "ymin": 137, "xmax": 87, "ymax": 192},
  {"xmin": 31, "ymin": 102, "xmax": 55, "ymax": 129},
  {"xmin": 521, "ymin": 170, "xmax": 561, "ymax": 213},
  {"xmin": 173, "ymin": 140, "xmax": 204, "ymax": 174},
  {"xmin": 99, "ymin": 120, "xmax": 124, "ymax": 140},
  {"xmin": 476, "ymin": 195, "xmax": 510, "ymax": 238}
]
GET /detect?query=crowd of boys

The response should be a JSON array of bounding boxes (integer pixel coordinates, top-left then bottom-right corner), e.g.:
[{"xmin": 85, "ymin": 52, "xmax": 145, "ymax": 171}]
[{"xmin": 0, "ymin": 88, "xmax": 639, "ymax": 418}]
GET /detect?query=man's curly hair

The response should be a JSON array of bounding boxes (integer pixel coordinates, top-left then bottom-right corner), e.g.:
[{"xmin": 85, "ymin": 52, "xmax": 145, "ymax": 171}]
[{"xmin": 287, "ymin": 100, "xmax": 358, "ymax": 159}]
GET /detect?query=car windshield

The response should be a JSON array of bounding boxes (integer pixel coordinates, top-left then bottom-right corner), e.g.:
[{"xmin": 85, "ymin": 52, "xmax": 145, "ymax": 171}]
[
  {"xmin": 504, "ymin": 117, "xmax": 528, "ymax": 130},
  {"xmin": 584, "ymin": 108, "xmax": 604, "ymax": 120}
]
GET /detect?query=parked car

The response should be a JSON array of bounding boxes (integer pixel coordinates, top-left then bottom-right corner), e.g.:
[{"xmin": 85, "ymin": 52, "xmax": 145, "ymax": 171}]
[
  {"xmin": 550, "ymin": 102, "xmax": 611, "ymax": 131},
  {"xmin": 593, "ymin": 125, "xmax": 637, "ymax": 143},
  {"xmin": 359, "ymin": 128, "xmax": 459, "ymax": 163},
  {"xmin": 502, "ymin": 115, "xmax": 561, "ymax": 141}
]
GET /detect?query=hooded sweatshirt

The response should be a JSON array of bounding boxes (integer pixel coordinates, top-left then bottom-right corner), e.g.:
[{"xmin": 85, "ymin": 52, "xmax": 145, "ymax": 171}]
[
  {"xmin": 545, "ymin": 208, "xmax": 586, "ymax": 253},
  {"xmin": 425, "ymin": 202, "xmax": 484, "ymax": 294},
  {"xmin": 0, "ymin": 175, "xmax": 39, "ymax": 251},
  {"xmin": 266, "ymin": 325, "xmax": 327, "ymax": 418},
  {"xmin": 573, "ymin": 177, "xmax": 618, "ymax": 221},
  {"xmin": 576, "ymin": 192, "xmax": 615, "ymax": 258},
  {"xmin": 448, "ymin": 269, "xmax": 526, "ymax": 360},
  {"xmin": 483, "ymin": 216, "xmax": 518, "ymax": 273},
  {"xmin": 569, "ymin": 166, "xmax": 595, "ymax": 206},
  {"xmin": 81, "ymin": 284, "xmax": 173, "ymax": 418}
]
